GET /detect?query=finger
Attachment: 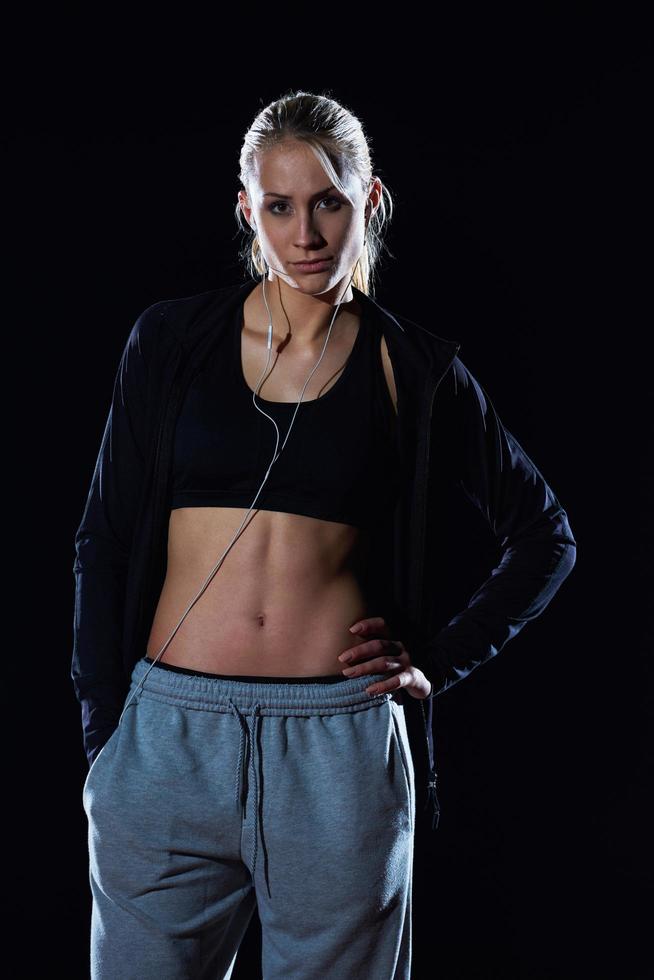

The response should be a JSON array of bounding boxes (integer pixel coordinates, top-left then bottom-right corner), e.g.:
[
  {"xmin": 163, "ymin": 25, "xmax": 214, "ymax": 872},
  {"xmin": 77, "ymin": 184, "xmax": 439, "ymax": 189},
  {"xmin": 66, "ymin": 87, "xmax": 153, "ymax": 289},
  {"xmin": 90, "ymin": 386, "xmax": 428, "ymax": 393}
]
[
  {"xmin": 349, "ymin": 616, "xmax": 391, "ymax": 636},
  {"xmin": 339, "ymin": 638, "xmax": 399, "ymax": 662},
  {"xmin": 365, "ymin": 669, "xmax": 413, "ymax": 696},
  {"xmin": 342, "ymin": 655, "xmax": 404, "ymax": 677}
]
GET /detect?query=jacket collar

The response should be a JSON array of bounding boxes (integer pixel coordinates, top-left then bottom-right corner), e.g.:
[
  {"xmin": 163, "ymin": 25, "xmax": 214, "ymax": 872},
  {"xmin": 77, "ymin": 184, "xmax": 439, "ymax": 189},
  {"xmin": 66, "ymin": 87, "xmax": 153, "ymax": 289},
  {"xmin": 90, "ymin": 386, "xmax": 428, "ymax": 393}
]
[
  {"xmin": 164, "ymin": 277, "xmax": 461, "ymax": 394},
  {"xmin": 354, "ymin": 285, "xmax": 461, "ymax": 388}
]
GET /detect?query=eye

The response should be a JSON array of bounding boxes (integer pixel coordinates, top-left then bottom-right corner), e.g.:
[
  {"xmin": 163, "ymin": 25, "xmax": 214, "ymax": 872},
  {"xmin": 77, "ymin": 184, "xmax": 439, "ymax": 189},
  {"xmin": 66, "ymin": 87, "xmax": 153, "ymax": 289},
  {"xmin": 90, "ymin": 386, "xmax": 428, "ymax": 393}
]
[
  {"xmin": 268, "ymin": 196, "xmax": 343, "ymax": 215},
  {"xmin": 318, "ymin": 196, "xmax": 343, "ymax": 209}
]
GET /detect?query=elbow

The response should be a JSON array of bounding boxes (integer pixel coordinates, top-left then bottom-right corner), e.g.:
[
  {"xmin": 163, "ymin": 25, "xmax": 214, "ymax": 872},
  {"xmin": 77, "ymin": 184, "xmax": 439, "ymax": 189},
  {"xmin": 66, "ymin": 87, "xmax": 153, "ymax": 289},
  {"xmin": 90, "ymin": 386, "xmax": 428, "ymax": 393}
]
[
  {"xmin": 503, "ymin": 501, "xmax": 577, "ymax": 553},
  {"xmin": 545, "ymin": 506, "xmax": 578, "ymax": 582},
  {"xmin": 558, "ymin": 537, "xmax": 577, "ymax": 580},
  {"xmin": 555, "ymin": 507, "xmax": 577, "ymax": 566}
]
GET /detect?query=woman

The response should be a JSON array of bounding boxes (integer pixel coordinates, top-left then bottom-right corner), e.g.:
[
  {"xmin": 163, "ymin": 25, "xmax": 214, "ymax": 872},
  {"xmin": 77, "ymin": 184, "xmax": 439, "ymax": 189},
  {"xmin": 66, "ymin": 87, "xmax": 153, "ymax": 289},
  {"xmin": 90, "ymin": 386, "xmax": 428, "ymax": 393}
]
[{"xmin": 74, "ymin": 90, "xmax": 577, "ymax": 979}]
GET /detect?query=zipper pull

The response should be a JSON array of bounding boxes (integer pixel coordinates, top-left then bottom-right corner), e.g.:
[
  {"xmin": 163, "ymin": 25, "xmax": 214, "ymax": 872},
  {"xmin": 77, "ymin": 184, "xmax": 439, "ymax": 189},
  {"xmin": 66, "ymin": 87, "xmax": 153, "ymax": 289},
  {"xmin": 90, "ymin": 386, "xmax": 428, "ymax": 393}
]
[{"xmin": 424, "ymin": 767, "xmax": 441, "ymax": 830}]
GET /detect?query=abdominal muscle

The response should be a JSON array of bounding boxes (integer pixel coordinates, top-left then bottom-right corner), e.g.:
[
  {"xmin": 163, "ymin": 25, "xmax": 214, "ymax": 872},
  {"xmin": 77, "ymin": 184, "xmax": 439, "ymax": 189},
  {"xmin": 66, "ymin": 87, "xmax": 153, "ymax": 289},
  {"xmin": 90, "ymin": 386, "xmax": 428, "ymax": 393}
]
[{"xmin": 145, "ymin": 505, "xmax": 375, "ymax": 676}]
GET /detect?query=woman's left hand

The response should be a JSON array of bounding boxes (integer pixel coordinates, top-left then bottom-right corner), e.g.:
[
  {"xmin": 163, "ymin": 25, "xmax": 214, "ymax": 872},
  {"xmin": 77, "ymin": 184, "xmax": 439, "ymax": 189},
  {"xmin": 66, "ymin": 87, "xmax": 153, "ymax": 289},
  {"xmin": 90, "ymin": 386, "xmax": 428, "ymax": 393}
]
[{"xmin": 339, "ymin": 616, "xmax": 432, "ymax": 699}]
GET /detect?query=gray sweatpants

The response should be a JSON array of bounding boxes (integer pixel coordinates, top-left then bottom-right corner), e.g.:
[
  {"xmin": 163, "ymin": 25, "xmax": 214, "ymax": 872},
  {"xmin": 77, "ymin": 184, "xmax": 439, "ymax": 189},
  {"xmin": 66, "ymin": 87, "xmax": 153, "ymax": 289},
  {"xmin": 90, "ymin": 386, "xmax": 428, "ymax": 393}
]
[{"xmin": 83, "ymin": 655, "xmax": 415, "ymax": 979}]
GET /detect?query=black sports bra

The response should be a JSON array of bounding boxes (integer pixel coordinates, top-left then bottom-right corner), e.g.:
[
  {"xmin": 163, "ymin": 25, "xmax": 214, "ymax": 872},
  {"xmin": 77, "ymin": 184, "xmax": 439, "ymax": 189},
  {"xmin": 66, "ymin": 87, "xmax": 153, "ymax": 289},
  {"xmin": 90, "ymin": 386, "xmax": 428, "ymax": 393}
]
[{"xmin": 169, "ymin": 298, "xmax": 401, "ymax": 529}]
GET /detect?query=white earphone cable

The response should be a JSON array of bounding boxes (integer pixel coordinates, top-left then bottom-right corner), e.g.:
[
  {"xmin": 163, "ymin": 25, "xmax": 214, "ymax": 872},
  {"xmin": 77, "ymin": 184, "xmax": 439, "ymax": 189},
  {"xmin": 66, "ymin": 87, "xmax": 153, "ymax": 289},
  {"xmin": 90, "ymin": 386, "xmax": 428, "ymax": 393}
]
[{"xmin": 117, "ymin": 264, "xmax": 358, "ymax": 723}]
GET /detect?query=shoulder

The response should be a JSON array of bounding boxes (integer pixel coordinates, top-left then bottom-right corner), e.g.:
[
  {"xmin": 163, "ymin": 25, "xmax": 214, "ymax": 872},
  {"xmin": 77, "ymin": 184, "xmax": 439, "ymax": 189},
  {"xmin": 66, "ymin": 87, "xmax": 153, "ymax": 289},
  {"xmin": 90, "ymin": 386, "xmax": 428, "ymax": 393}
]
[
  {"xmin": 128, "ymin": 281, "xmax": 252, "ymax": 360},
  {"xmin": 389, "ymin": 308, "xmax": 462, "ymax": 351},
  {"xmin": 128, "ymin": 299, "xmax": 169, "ymax": 344},
  {"xmin": 148, "ymin": 280, "xmax": 255, "ymax": 350},
  {"xmin": 357, "ymin": 289, "xmax": 462, "ymax": 379}
]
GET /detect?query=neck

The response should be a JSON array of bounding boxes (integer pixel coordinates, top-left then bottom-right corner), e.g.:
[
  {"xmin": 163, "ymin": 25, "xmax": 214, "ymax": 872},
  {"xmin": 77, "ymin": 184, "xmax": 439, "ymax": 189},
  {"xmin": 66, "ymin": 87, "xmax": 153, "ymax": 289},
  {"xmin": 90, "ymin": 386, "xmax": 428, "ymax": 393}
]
[{"xmin": 259, "ymin": 272, "xmax": 358, "ymax": 346}]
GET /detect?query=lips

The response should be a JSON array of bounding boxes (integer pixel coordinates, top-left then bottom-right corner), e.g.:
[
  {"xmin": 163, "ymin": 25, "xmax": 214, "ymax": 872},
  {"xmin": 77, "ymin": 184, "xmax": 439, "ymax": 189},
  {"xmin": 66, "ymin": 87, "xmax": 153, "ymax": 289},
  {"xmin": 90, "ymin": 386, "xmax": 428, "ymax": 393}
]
[{"xmin": 292, "ymin": 258, "xmax": 333, "ymax": 272}]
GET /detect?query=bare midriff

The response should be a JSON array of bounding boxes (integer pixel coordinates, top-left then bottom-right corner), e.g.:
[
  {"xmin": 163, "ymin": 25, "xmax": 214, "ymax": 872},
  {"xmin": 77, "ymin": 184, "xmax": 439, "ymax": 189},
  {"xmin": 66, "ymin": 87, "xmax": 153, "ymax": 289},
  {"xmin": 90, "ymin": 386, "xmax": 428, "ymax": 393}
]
[
  {"xmin": 145, "ymin": 287, "xmax": 398, "ymax": 678},
  {"xmin": 146, "ymin": 507, "xmax": 375, "ymax": 676}
]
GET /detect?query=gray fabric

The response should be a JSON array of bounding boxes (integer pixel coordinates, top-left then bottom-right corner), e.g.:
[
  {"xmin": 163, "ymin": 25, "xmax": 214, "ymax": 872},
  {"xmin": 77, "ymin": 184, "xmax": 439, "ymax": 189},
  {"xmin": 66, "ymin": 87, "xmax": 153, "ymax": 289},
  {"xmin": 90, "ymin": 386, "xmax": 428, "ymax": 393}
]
[{"xmin": 83, "ymin": 657, "xmax": 415, "ymax": 979}]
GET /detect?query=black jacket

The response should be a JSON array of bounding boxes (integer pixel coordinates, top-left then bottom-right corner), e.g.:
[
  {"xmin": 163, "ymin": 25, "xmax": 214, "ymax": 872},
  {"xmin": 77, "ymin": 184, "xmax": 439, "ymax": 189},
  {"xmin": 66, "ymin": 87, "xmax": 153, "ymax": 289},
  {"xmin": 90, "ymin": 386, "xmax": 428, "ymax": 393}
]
[{"xmin": 72, "ymin": 278, "xmax": 577, "ymax": 830}]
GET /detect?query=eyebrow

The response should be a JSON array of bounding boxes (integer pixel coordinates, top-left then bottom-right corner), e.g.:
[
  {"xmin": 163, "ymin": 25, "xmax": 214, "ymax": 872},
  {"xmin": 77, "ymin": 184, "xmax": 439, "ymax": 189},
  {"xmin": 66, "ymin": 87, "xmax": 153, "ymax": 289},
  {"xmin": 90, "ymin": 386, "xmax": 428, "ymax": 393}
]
[{"xmin": 262, "ymin": 185, "xmax": 336, "ymax": 200}]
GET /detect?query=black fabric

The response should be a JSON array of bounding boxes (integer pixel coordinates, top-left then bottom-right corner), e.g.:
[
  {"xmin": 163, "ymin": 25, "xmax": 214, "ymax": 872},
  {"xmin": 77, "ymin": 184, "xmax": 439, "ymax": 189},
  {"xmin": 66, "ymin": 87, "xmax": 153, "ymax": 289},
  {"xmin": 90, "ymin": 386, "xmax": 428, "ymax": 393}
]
[
  {"xmin": 169, "ymin": 296, "xmax": 401, "ymax": 529},
  {"xmin": 143, "ymin": 655, "xmax": 347, "ymax": 684},
  {"xmin": 71, "ymin": 278, "xmax": 577, "ymax": 829}
]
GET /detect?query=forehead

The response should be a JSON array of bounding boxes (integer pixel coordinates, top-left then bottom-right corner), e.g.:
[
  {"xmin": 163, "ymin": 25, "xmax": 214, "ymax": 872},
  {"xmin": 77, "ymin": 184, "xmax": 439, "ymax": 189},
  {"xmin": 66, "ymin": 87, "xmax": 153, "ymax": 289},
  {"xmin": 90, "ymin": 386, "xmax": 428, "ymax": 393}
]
[{"xmin": 251, "ymin": 141, "xmax": 359, "ymax": 197}]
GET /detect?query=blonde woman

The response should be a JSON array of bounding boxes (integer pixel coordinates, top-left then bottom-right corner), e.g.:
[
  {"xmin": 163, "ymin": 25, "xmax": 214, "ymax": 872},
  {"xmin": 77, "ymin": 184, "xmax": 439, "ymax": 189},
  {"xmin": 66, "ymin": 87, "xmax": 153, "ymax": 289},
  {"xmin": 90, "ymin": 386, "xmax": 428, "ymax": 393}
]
[{"xmin": 74, "ymin": 89, "xmax": 576, "ymax": 979}]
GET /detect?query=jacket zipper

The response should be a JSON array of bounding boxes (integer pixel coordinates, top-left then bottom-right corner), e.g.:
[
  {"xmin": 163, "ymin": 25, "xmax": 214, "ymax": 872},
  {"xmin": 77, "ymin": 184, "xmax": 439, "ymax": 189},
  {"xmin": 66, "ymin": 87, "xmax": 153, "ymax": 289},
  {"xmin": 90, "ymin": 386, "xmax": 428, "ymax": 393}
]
[
  {"xmin": 137, "ymin": 349, "xmax": 184, "ymax": 641},
  {"xmin": 149, "ymin": 348, "xmax": 204, "ymax": 581},
  {"xmin": 414, "ymin": 379, "xmax": 435, "ymax": 629},
  {"xmin": 416, "ymin": 344, "xmax": 461, "ymax": 830},
  {"xmin": 415, "ymin": 345, "xmax": 461, "ymax": 628},
  {"xmin": 417, "ymin": 377, "xmax": 441, "ymax": 829}
]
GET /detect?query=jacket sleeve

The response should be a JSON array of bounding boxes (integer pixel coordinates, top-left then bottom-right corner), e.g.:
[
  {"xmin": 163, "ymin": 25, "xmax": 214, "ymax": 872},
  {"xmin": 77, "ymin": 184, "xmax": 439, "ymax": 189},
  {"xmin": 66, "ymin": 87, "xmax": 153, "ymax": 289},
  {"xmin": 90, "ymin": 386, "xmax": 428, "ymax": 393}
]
[
  {"xmin": 71, "ymin": 302, "xmax": 165, "ymax": 767},
  {"xmin": 421, "ymin": 354, "xmax": 577, "ymax": 698}
]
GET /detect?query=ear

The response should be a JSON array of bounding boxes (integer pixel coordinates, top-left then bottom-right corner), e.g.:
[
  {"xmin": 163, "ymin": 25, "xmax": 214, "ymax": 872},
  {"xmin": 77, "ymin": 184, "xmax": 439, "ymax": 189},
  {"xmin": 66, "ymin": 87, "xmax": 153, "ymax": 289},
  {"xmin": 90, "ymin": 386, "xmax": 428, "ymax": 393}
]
[{"xmin": 238, "ymin": 190, "xmax": 254, "ymax": 228}]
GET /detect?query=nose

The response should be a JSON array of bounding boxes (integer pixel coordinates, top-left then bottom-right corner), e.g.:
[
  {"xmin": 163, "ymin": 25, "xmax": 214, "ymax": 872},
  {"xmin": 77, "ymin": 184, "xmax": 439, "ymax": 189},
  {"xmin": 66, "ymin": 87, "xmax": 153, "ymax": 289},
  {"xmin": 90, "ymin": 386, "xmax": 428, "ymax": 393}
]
[{"xmin": 293, "ymin": 212, "xmax": 326, "ymax": 250}]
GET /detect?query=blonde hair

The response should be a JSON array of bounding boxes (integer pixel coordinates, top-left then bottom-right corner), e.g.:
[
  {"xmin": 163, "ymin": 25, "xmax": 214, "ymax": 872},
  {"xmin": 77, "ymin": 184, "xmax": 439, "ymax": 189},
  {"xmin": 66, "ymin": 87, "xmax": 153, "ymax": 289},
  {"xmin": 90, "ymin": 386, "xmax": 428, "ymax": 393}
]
[{"xmin": 234, "ymin": 88, "xmax": 395, "ymax": 297}]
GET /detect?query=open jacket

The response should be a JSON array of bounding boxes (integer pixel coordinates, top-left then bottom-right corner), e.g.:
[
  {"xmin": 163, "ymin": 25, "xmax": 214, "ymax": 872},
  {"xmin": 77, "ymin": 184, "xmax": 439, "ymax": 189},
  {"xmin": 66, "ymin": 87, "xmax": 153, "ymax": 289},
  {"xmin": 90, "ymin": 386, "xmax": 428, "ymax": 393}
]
[{"xmin": 72, "ymin": 277, "xmax": 577, "ymax": 830}]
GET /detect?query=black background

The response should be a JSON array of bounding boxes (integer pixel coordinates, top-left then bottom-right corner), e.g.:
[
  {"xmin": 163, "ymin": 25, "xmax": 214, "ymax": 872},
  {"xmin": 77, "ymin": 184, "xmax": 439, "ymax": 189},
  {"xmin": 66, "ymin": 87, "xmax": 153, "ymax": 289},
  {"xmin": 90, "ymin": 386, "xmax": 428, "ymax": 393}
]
[{"xmin": 7, "ymin": 7, "xmax": 652, "ymax": 978}]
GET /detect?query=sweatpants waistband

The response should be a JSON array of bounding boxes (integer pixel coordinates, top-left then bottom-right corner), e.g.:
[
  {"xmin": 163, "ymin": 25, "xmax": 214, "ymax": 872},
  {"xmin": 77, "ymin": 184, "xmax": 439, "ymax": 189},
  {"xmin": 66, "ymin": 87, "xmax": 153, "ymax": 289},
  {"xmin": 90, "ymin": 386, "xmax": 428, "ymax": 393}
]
[
  {"xmin": 130, "ymin": 655, "xmax": 397, "ymax": 716},
  {"xmin": 143, "ymin": 655, "xmax": 347, "ymax": 684}
]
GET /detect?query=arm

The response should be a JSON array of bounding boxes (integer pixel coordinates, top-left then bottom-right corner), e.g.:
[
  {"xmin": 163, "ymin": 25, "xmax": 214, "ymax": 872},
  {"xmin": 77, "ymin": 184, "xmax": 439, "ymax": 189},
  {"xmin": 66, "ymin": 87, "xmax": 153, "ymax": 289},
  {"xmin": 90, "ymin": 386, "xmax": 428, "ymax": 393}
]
[
  {"xmin": 71, "ymin": 302, "xmax": 164, "ymax": 767},
  {"xmin": 420, "ymin": 355, "xmax": 577, "ymax": 698}
]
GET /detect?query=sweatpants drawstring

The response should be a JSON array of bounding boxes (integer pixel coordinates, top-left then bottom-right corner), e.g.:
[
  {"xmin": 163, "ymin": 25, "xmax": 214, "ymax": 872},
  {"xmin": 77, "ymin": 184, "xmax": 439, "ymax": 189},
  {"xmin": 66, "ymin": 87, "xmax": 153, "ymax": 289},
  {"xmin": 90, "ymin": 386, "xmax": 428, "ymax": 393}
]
[{"xmin": 227, "ymin": 699, "xmax": 271, "ymax": 898}]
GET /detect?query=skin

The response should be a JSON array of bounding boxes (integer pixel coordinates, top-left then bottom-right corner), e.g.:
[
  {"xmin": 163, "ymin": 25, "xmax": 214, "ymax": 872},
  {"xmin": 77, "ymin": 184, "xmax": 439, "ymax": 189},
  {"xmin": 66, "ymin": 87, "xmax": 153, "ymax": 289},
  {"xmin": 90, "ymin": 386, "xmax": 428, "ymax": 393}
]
[{"xmin": 147, "ymin": 138, "xmax": 430, "ymax": 700}]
